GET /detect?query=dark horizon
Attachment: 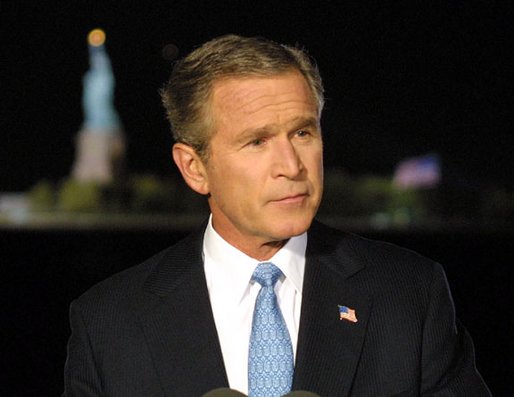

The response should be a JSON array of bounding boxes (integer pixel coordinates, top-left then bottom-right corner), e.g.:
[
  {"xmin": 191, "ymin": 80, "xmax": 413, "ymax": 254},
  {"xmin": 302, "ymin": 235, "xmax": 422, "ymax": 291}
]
[{"xmin": 2, "ymin": 2, "xmax": 513, "ymax": 191}]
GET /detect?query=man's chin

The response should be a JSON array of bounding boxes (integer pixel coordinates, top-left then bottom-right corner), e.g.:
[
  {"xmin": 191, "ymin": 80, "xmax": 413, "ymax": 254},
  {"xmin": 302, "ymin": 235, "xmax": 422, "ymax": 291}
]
[{"xmin": 268, "ymin": 217, "xmax": 314, "ymax": 240}]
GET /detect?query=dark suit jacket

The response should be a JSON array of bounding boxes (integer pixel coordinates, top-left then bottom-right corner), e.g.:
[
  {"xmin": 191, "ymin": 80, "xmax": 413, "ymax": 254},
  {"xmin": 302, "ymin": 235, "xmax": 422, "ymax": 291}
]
[{"xmin": 63, "ymin": 221, "xmax": 490, "ymax": 396}]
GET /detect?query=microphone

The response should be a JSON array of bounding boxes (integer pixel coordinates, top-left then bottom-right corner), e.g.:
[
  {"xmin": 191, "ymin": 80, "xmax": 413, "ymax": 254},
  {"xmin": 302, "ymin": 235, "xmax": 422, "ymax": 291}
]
[
  {"xmin": 201, "ymin": 388, "xmax": 248, "ymax": 397},
  {"xmin": 201, "ymin": 388, "xmax": 322, "ymax": 397}
]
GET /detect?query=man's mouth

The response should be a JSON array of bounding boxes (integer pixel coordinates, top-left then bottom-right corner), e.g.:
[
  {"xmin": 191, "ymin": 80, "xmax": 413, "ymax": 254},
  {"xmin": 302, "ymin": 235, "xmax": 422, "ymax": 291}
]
[{"xmin": 271, "ymin": 193, "xmax": 308, "ymax": 204}]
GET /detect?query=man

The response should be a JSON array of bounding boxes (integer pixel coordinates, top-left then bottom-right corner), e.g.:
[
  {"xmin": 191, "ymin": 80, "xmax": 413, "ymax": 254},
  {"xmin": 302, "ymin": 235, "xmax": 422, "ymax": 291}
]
[{"xmin": 63, "ymin": 35, "xmax": 490, "ymax": 396}]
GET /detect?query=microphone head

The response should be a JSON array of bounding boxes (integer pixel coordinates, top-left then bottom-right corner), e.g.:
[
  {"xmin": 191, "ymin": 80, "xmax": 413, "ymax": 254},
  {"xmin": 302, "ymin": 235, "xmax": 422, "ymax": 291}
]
[
  {"xmin": 201, "ymin": 388, "xmax": 248, "ymax": 397},
  {"xmin": 200, "ymin": 387, "xmax": 320, "ymax": 397}
]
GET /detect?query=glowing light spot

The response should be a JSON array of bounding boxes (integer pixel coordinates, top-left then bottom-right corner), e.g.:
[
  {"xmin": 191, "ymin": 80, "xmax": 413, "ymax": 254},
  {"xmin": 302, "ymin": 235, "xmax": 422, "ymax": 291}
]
[
  {"xmin": 162, "ymin": 43, "xmax": 179, "ymax": 61},
  {"xmin": 88, "ymin": 29, "xmax": 106, "ymax": 47}
]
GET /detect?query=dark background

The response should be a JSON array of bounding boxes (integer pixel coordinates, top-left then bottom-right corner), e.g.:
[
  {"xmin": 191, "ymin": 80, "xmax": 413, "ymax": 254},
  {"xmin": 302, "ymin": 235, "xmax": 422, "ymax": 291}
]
[
  {"xmin": 2, "ymin": 1, "xmax": 513, "ymax": 396},
  {"xmin": 2, "ymin": 1, "xmax": 513, "ymax": 191}
]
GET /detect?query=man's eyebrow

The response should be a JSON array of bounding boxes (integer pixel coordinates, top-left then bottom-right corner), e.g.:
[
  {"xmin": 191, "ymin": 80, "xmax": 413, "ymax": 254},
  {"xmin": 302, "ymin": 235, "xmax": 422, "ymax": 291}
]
[
  {"xmin": 236, "ymin": 126, "xmax": 274, "ymax": 143},
  {"xmin": 288, "ymin": 116, "xmax": 320, "ymax": 130},
  {"xmin": 237, "ymin": 116, "xmax": 320, "ymax": 140}
]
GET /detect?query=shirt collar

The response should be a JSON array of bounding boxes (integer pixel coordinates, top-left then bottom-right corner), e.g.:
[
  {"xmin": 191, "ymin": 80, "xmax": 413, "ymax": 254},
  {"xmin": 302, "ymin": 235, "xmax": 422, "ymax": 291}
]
[{"xmin": 203, "ymin": 215, "xmax": 307, "ymax": 302}]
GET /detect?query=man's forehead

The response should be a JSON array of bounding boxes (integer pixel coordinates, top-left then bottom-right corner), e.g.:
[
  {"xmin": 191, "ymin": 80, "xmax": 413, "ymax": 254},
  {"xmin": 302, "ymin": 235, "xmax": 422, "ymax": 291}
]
[{"xmin": 211, "ymin": 71, "xmax": 317, "ymax": 112}]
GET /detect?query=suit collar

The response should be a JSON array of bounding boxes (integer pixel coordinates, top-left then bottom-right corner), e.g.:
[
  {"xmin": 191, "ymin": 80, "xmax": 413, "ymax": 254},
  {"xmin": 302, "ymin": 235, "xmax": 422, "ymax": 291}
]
[
  {"xmin": 142, "ymin": 224, "xmax": 205, "ymax": 296},
  {"xmin": 142, "ymin": 219, "xmax": 365, "ymax": 296},
  {"xmin": 306, "ymin": 220, "xmax": 367, "ymax": 279}
]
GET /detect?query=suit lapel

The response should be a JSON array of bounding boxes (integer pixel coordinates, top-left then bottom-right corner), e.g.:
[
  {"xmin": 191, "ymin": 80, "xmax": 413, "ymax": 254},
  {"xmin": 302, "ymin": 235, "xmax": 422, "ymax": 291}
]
[
  {"xmin": 293, "ymin": 222, "xmax": 372, "ymax": 397},
  {"xmin": 134, "ymin": 229, "xmax": 229, "ymax": 396}
]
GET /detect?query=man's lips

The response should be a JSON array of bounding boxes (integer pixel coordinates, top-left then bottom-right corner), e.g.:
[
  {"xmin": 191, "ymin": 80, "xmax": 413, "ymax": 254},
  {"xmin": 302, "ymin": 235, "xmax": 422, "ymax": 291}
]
[{"xmin": 270, "ymin": 193, "xmax": 308, "ymax": 203}]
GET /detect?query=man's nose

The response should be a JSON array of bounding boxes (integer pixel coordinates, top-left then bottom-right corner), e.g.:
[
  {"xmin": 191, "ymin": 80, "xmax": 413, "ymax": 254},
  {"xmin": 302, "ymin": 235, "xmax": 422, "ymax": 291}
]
[{"xmin": 272, "ymin": 139, "xmax": 303, "ymax": 179}]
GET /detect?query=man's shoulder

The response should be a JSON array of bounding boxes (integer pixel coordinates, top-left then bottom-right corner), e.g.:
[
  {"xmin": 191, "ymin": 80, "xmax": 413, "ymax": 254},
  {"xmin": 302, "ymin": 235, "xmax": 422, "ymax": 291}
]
[
  {"xmin": 308, "ymin": 220, "xmax": 440, "ymax": 281},
  {"xmin": 74, "ymin": 248, "xmax": 165, "ymax": 305},
  {"xmin": 73, "ymin": 227, "xmax": 204, "ymax": 310},
  {"xmin": 308, "ymin": 220, "xmax": 446, "ymax": 313}
]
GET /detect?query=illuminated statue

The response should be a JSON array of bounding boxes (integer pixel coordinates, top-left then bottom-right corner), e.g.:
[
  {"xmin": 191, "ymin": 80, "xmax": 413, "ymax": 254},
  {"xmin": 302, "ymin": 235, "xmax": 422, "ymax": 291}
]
[
  {"xmin": 82, "ymin": 30, "xmax": 121, "ymax": 130},
  {"xmin": 72, "ymin": 29, "xmax": 125, "ymax": 184}
]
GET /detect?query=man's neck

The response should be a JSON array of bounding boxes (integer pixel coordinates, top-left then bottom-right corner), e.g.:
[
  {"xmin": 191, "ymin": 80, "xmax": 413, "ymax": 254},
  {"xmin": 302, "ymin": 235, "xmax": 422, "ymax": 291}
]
[
  {"xmin": 219, "ymin": 235, "xmax": 287, "ymax": 261},
  {"xmin": 209, "ymin": 217, "xmax": 288, "ymax": 260}
]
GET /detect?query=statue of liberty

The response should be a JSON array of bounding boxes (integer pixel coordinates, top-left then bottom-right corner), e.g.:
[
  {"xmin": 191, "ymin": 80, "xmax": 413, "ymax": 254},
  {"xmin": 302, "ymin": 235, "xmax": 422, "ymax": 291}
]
[{"xmin": 72, "ymin": 29, "xmax": 125, "ymax": 183}]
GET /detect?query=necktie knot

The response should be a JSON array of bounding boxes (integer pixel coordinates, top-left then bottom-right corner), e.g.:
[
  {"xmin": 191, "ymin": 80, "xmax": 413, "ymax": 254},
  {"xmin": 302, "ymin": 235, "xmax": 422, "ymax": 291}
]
[{"xmin": 252, "ymin": 262, "xmax": 282, "ymax": 288}]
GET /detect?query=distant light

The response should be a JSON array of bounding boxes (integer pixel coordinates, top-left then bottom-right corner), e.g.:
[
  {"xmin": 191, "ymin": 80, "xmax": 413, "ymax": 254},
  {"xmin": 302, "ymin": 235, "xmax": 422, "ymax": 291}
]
[
  {"xmin": 162, "ymin": 44, "xmax": 179, "ymax": 61},
  {"xmin": 88, "ymin": 29, "xmax": 106, "ymax": 47}
]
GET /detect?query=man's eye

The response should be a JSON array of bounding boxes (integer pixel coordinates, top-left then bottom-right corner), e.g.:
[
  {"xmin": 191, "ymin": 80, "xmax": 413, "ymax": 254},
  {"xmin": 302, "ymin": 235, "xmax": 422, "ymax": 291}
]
[
  {"xmin": 296, "ymin": 130, "xmax": 310, "ymax": 137},
  {"xmin": 249, "ymin": 138, "xmax": 265, "ymax": 146}
]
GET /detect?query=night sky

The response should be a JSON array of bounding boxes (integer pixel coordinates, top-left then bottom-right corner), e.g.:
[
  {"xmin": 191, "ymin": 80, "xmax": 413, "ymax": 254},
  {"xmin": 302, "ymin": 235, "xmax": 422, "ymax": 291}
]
[{"xmin": 2, "ymin": 1, "xmax": 513, "ymax": 192}]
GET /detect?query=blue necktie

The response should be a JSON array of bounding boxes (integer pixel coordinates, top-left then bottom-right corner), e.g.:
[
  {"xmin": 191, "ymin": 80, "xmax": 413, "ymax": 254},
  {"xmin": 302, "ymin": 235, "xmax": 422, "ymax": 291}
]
[{"xmin": 248, "ymin": 262, "xmax": 294, "ymax": 397}]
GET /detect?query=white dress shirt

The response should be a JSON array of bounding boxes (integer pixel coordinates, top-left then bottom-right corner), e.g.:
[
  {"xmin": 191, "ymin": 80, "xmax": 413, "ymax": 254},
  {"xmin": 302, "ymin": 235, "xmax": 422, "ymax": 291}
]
[{"xmin": 203, "ymin": 216, "xmax": 306, "ymax": 395}]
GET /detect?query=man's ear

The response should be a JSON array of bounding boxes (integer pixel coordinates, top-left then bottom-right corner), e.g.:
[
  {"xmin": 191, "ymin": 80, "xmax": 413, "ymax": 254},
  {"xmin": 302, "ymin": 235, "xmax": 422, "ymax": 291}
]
[{"xmin": 172, "ymin": 143, "xmax": 210, "ymax": 195}]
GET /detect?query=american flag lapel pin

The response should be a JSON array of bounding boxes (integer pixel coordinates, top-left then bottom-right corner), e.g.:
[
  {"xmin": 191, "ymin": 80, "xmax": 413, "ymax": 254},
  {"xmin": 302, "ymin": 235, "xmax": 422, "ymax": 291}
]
[{"xmin": 338, "ymin": 305, "xmax": 358, "ymax": 323}]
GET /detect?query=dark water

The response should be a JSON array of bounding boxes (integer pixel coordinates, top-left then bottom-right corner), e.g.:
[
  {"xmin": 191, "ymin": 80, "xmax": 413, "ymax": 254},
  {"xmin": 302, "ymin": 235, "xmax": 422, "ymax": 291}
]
[{"xmin": 3, "ymin": 226, "xmax": 513, "ymax": 396}]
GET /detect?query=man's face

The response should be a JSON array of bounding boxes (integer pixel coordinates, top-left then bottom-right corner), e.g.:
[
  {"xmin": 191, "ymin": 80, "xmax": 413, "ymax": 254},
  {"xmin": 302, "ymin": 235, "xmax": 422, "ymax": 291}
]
[{"xmin": 203, "ymin": 71, "xmax": 323, "ymax": 254}]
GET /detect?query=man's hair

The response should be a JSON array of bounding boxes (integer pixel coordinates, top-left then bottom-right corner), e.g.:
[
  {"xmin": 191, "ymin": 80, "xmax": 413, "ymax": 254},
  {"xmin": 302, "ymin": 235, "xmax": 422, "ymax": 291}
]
[{"xmin": 160, "ymin": 34, "xmax": 324, "ymax": 160}]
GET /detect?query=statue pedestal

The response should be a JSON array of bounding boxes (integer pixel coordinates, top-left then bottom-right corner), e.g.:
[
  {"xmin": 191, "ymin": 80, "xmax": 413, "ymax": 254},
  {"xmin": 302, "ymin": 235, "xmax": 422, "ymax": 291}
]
[{"xmin": 72, "ymin": 128, "xmax": 125, "ymax": 184}]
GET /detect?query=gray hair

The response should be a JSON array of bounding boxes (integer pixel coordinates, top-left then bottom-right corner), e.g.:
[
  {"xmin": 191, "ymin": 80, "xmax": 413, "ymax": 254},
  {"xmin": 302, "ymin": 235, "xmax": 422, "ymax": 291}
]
[{"xmin": 161, "ymin": 34, "xmax": 324, "ymax": 160}]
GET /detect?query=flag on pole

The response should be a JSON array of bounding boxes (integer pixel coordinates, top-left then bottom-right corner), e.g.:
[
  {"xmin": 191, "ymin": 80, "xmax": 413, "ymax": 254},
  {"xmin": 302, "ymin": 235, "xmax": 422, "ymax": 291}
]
[{"xmin": 393, "ymin": 154, "xmax": 441, "ymax": 189}]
